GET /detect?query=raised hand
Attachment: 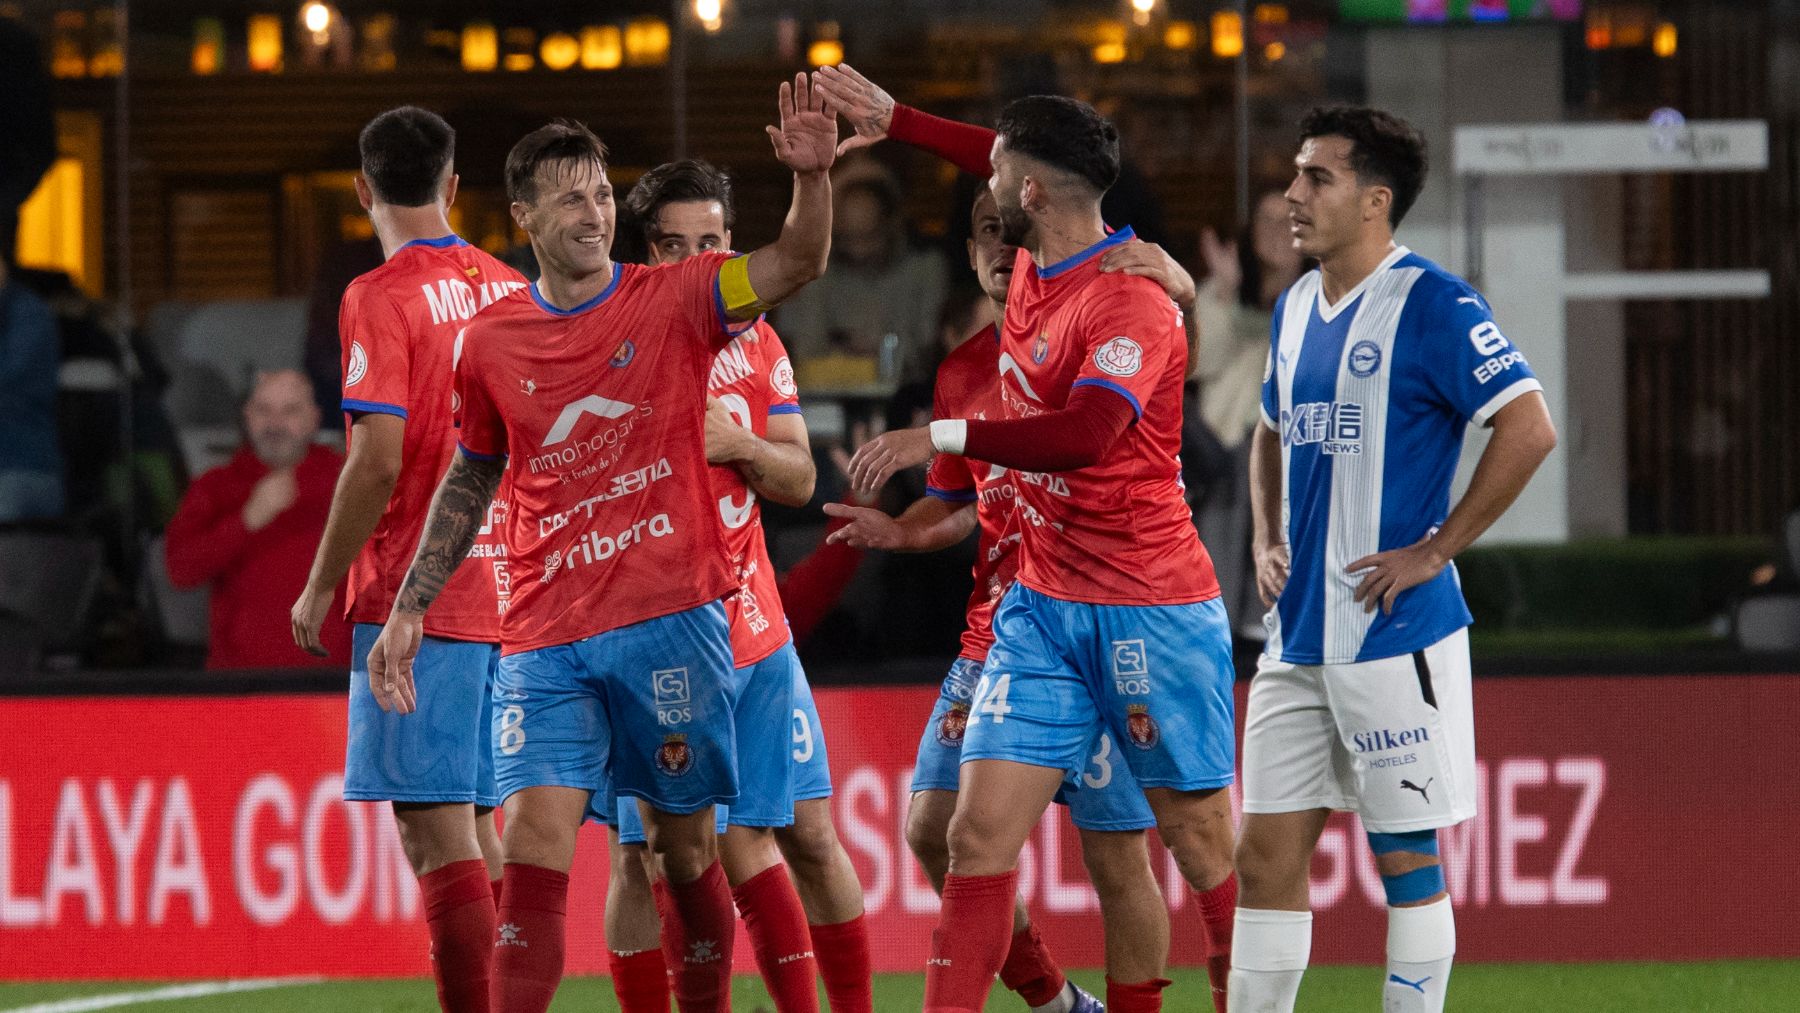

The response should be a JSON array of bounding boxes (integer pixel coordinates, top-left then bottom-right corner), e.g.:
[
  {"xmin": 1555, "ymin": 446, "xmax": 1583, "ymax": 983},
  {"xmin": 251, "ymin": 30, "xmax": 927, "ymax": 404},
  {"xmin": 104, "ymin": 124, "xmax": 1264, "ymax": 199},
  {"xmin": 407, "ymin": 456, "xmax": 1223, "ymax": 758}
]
[
  {"xmin": 1199, "ymin": 226, "xmax": 1241, "ymax": 301},
  {"xmin": 812, "ymin": 63, "xmax": 895, "ymax": 158},
  {"xmin": 766, "ymin": 71, "xmax": 838, "ymax": 174}
]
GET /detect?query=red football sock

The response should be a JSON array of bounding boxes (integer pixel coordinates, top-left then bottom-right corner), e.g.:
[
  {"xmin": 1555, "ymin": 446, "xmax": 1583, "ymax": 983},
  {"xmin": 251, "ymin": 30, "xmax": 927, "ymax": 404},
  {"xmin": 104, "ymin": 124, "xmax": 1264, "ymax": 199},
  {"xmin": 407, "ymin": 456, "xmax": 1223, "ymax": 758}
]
[
  {"xmin": 998, "ymin": 922, "xmax": 1067, "ymax": 1008},
  {"xmin": 491, "ymin": 878, "xmax": 504, "ymax": 912},
  {"xmin": 490, "ymin": 862, "xmax": 569, "ymax": 1013},
  {"xmin": 653, "ymin": 860, "xmax": 736, "ymax": 1013},
  {"xmin": 608, "ymin": 948, "xmax": 672, "ymax": 1013},
  {"xmin": 732, "ymin": 865, "xmax": 819, "ymax": 1013},
  {"xmin": 420, "ymin": 859, "xmax": 496, "ymax": 1013},
  {"xmin": 809, "ymin": 914, "xmax": 874, "ymax": 1013},
  {"xmin": 1196, "ymin": 874, "xmax": 1238, "ymax": 1013},
  {"xmin": 1105, "ymin": 977, "xmax": 1171, "ymax": 1013},
  {"xmin": 924, "ymin": 871, "xmax": 1018, "ymax": 1013}
]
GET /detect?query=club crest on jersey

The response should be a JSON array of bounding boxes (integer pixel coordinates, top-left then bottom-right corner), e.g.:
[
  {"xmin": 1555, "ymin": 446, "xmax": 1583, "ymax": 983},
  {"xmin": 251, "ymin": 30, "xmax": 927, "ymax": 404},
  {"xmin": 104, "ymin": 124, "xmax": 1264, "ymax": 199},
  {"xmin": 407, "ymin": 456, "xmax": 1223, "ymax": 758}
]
[
  {"xmin": 611, "ymin": 340, "xmax": 636, "ymax": 368},
  {"xmin": 1125, "ymin": 703, "xmax": 1160, "ymax": 749},
  {"xmin": 345, "ymin": 341, "xmax": 368, "ymax": 387},
  {"xmin": 1347, "ymin": 340, "xmax": 1383, "ymax": 378},
  {"xmin": 936, "ymin": 702, "xmax": 970, "ymax": 747},
  {"xmin": 1093, "ymin": 336, "xmax": 1143, "ymax": 378},
  {"xmin": 770, "ymin": 356, "xmax": 797, "ymax": 398},
  {"xmin": 520, "ymin": 378, "xmax": 537, "ymax": 396},
  {"xmin": 1031, "ymin": 332, "xmax": 1051, "ymax": 364},
  {"xmin": 657, "ymin": 734, "xmax": 694, "ymax": 777}
]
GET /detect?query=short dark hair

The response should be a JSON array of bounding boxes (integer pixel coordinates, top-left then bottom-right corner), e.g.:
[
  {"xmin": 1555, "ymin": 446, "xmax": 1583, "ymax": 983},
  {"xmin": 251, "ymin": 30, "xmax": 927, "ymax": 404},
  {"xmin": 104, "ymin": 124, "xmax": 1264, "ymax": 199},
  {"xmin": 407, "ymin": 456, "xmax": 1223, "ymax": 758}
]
[
  {"xmin": 1299, "ymin": 105, "xmax": 1428, "ymax": 228},
  {"xmin": 625, "ymin": 159, "xmax": 736, "ymax": 241},
  {"xmin": 994, "ymin": 95, "xmax": 1121, "ymax": 195},
  {"xmin": 505, "ymin": 119, "xmax": 608, "ymax": 204},
  {"xmin": 358, "ymin": 106, "xmax": 454, "ymax": 207}
]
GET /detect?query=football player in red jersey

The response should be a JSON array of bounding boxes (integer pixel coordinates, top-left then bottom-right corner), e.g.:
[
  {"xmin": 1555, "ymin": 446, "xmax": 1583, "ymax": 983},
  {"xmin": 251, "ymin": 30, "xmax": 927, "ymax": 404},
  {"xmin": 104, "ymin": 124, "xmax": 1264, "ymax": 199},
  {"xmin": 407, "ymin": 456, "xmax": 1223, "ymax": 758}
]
[
  {"xmin": 291, "ymin": 106, "xmax": 527, "ymax": 1012},
  {"xmin": 822, "ymin": 67, "xmax": 1239, "ymax": 1013},
  {"xmin": 368, "ymin": 75, "xmax": 838, "ymax": 1013},
  {"xmin": 594, "ymin": 159, "xmax": 872, "ymax": 1013},
  {"xmin": 830, "ymin": 186, "xmax": 1207, "ymax": 1013}
]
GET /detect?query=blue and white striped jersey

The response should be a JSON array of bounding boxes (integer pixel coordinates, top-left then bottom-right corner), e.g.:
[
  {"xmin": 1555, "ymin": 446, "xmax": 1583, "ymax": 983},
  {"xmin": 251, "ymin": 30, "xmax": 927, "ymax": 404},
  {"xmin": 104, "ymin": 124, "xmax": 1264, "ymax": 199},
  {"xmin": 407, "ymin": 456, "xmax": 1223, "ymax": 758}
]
[{"xmin": 1259, "ymin": 246, "xmax": 1541, "ymax": 665}]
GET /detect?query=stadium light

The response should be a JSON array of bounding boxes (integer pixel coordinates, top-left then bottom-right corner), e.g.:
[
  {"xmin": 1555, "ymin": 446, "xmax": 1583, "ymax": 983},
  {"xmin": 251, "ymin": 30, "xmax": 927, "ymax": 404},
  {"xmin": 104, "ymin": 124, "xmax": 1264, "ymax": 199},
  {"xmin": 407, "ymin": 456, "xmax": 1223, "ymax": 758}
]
[
  {"xmin": 301, "ymin": 2, "xmax": 330, "ymax": 36},
  {"xmin": 1130, "ymin": 0, "xmax": 1155, "ymax": 27},
  {"xmin": 191, "ymin": 17, "xmax": 224, "ymax": 75},
  {"xmin": 808, "ymin": 21, "xmax": 843, "ymax": 67},
  {"xmin": 540, "ymin": 32, "xmax": 579, "ymax": 70},
  {"xmin": 695, "ymin": 0, "xmax": 724, "ymax": 32},
  {"xmin": 582, "ymin": 25, "xmax": 623, "ymax": 69},
  {"xmin": 1653, "ymin": 21, "xmax": 1677, "ymax": 58},
  {"xmin": 1211, "ymin": 10, "xmax": 1244, "ymax": 59},
  {"xmin": 248, "ymin": 13, "xmax": 284, "ymax": 72},
  {"xmin": 624, "ymin": 17, "xmax": 672, "ymax": 66},
  {"xmin": 461, "ymin": 21, "xmax": 498, "ymax": 72},
  {"xmin": 1264, "ymin": 40, "xmax": 1286, "ymax": 62},
  {"xmin": 1163, "ymin": 20, "xmax": 1197, "ymax": 50}
]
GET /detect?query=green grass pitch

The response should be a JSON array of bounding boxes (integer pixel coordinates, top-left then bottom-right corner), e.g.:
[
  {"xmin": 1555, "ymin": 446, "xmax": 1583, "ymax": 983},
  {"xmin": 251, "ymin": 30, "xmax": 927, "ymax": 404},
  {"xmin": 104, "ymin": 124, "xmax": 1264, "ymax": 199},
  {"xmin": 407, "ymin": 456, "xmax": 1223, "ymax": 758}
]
[{"xmin": 2, "ymin": 962, "xmax": 1797, "ymax": 1012}]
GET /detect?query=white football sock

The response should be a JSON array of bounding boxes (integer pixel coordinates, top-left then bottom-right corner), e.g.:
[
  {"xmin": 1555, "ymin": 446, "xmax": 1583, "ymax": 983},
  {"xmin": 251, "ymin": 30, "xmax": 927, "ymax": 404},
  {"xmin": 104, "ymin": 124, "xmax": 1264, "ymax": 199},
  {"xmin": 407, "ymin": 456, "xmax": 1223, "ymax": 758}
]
[
  {"xmin": 1228, "ymin": 908, "xmax": 1312, "ymax": 1013},
  {"xmin": 1029, "ymin": 980, "xmax": 1077, "ymax": 1013},
  {"xmin": 1383, "ymin": 897, "xmax": 1456, "ymax": 1013}
]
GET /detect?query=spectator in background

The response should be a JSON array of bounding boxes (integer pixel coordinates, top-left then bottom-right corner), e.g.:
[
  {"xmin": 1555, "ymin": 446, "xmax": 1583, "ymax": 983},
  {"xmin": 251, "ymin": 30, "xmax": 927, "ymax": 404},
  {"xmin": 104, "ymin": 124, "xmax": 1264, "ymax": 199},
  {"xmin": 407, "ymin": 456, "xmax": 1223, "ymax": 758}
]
[
  {"xmin": 0, "ymin": 256, "xmax": 63, "ymax": 522},
  {"xmin": 166, "ymin": 369, "xmax": 348, "ymax": 668},
  {"xmin": 1192, "ymin": 190, "xmax": 1306, "ymax": 641},
  {"xmin": 775, "ymin": 161, "xmax": 947, "ymax": 384}
]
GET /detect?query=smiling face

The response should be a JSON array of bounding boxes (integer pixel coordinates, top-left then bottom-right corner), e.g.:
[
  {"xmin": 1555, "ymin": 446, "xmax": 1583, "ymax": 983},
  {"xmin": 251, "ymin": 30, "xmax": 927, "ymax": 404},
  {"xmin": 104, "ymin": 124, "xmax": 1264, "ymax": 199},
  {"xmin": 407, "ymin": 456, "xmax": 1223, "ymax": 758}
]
[
  {"xmin": 646, "ymin": 199, "xmax": 729, "ymax": 266},
  {"xmin": 966, "ymin": 189, "xmax": 1018, "ymax": 305},
  {"xmin": 1284, "ymin": 134, "xmax": 1389, "ymax": 262},
  {"xmin": 512, "ymin": 156, "xmax": 616, "ymax": 282}
]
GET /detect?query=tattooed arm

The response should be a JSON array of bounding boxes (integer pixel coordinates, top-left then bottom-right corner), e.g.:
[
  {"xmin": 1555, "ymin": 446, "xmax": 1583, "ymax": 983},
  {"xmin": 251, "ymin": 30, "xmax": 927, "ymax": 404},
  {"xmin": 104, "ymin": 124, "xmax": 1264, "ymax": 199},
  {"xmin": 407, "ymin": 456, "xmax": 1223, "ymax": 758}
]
[{"xmin": 367, "ymin": 449, "xmax": 507, "ymax": 714}]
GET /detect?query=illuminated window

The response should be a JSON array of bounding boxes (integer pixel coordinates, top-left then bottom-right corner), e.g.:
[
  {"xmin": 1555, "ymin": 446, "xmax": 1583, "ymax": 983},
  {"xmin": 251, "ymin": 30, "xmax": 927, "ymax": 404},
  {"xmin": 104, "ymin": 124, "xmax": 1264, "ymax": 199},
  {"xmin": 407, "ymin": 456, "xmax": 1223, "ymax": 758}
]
[{"xmin": 14, "ymin": 114, "xmax": 105, "ymax": 296}]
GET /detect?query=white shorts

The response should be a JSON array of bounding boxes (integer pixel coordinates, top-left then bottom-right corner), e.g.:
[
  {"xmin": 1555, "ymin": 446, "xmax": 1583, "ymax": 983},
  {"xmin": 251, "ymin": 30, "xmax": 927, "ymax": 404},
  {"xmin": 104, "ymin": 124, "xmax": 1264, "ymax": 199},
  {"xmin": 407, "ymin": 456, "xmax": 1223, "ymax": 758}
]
[{"xmin": 1241, "ymin": 627, "xmax": 1476, "ymax": 833}]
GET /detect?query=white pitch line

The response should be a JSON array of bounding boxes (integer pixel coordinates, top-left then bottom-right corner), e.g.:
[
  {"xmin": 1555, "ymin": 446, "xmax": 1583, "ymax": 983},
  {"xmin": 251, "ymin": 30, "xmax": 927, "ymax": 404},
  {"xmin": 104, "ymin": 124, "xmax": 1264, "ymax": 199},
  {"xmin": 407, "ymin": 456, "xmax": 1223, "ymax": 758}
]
[{"xmin": 0, "ymin": 978, "xmax": 324, "ymax": 1013}]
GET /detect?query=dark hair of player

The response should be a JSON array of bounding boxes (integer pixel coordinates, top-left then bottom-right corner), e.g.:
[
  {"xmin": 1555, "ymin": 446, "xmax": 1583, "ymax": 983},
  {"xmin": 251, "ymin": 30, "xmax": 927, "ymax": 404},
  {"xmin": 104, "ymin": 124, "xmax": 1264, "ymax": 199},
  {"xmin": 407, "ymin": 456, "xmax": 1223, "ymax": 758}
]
[
  {"xmin": 357, "ymin": 106, "xmax": 454, "ymax": 208},
  {"xmin": 993, "ymin": 95, "xmax": 1121, "ymax": 196},
  {"xmin": 505, "ymin": 119, "xmax": 609, "ymax": 205},
  {"xmin": 1298, "ymin": 105, "xmax": 1428, "ymax": 228},
  {"xmin": 625, "ymin": 159, "xmax": 737, "ymax": 241}
]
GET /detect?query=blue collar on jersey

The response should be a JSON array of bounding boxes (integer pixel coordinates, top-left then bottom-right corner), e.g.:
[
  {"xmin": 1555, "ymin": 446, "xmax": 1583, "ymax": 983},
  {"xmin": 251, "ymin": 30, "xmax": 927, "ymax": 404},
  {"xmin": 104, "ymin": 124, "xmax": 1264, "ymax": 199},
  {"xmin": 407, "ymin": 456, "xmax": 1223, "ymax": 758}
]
[
  {"xmin": 530, "ymin": 262, "xmax": 623, "ymax": 316},
  {"xmin": 1038, "ymin": 225, "xmax": 1135, "ymax": 280},
  {"xmin": 398, "ymin": 234, "xmax": 468, "ymax": 251}
]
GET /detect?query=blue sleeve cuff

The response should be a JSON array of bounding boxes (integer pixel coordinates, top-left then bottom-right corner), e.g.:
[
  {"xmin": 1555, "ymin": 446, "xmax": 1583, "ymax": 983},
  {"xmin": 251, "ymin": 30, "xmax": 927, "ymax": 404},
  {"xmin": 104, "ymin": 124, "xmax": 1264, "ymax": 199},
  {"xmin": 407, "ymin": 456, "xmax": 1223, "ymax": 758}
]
[
  {"xmin": 768, "ymin": 404, "xmax": 804, "ymax": 416},
  {"xmin": 342, "ymin": 398, "xmax": 408, "ymax": 419},
  {"xmin": 926, "ymin": 485, "xmax": 978, "ymax": 503},
  {"xmin": 1071, "ymin": 377, "xmax": 1143, "ymax": 420},
  {"xmin": 457, "ymin": 442, "xmax": 506, "ymax": 462}
]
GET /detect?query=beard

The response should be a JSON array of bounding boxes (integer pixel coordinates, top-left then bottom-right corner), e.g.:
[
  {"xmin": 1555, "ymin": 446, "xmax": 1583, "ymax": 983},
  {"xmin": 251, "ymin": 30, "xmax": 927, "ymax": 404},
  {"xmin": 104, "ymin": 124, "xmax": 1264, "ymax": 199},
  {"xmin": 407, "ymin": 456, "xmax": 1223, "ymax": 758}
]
[{"xmin": 997, "ymin": 199, "xmax": 1033, "ymax": 248}]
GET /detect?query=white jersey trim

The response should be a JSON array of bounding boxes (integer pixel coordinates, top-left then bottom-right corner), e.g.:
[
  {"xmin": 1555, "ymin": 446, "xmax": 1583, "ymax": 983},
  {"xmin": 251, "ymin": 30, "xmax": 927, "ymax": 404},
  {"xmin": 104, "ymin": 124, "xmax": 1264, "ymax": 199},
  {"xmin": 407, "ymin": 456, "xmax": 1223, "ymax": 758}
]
[
  {"xmin": 1315, "ymin": 245, "xmax": 1411, "ymax": 323},
  {"xmin": 1471, "ymin": 377, "xmax": 1544, "ymax": 427}
]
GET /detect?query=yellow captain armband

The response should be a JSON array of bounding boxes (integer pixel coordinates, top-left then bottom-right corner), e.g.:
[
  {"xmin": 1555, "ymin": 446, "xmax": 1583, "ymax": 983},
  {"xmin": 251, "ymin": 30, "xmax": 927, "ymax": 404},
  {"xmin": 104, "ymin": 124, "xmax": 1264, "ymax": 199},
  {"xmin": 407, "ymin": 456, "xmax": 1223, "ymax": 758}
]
[{"xmin": 717, "ymin": 253, "xmax": 775, "ymax": 321}]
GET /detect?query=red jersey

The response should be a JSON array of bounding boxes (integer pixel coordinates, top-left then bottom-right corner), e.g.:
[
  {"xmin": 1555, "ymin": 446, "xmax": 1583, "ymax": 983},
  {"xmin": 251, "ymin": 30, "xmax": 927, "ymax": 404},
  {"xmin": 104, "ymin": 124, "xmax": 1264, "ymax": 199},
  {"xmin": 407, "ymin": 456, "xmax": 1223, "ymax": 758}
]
[
  {"xmin": 708, "ymin": 319, "xmax": 801, "ymax": 667},
  {"xmin": 339, "ymin": 236, "xmax": 527, "ymax": 639},
  {"xmin": 925, "ymin": 323, "xmax": 1020, "ymax": 660},
  {"xmin": 454, "ymin": 253, "xmax": 744, "ymax": 654},
  {"xmin": 997, "ymin": 228, "xmax": 1219, "ymax": 606}
]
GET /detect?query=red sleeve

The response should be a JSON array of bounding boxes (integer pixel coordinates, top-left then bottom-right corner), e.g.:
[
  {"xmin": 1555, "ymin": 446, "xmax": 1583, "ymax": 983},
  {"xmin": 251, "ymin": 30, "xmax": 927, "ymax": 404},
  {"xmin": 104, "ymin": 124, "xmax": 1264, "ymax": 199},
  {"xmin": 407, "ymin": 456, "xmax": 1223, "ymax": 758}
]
[
  {"xmin": 777, "ymin": 504, "xmax": 865, "ymax": 644},
  {"xmin": 962, "ymin": 384, "xmax": 1136, "ymax": 472},
  {"xmin": 1067, "ymin": 276, "xmax": 1182, "ymax": 421},
  {"xmin": 889, "ymin": 103, "xmax": 996, "ymax": 178},
  {"xmin": 676, "ymin": 251, "xmax": 755, "ymax": 352},
  {"xmin": 163, "ymin": 471, "xmax": 254, "ymax": 588},
  {"xmin": 338, "ymin": 281, "xmax": 412, "ymax": 419},
  {"xmin": 758, "ymin": 324, "xmax": 803, "ymax": 416},
  {"xmin": 453, "ymin": 323, "xmax": 506, "ymax": 460}
]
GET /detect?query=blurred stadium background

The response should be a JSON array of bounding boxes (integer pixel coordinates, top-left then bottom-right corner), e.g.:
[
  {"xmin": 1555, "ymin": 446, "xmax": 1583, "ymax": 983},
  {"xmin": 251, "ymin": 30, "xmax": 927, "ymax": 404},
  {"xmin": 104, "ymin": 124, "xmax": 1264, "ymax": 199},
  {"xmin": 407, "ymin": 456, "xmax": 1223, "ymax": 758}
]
[{"xmin": 0, "ymin": 0, "xmax": 1796, "ymax": 1010}]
